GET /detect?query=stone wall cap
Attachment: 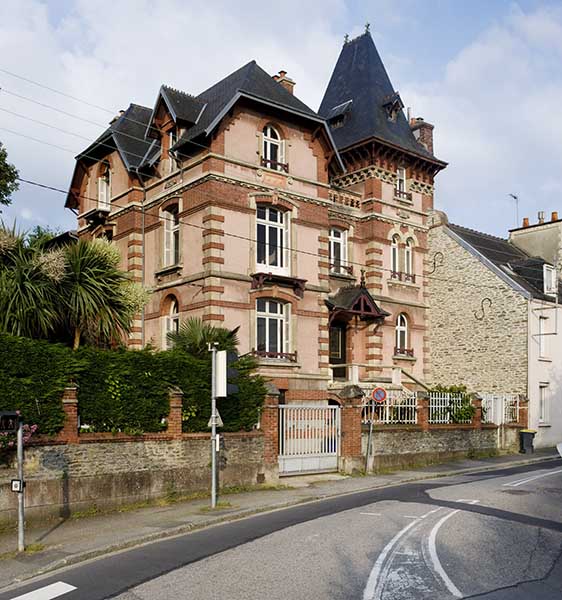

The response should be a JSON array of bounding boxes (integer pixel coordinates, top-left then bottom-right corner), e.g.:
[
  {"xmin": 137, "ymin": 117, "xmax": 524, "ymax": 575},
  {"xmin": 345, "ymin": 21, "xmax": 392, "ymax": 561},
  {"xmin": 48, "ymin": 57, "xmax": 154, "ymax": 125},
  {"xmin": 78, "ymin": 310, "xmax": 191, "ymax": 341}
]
[
  {"xmin": 338, "ymin": 385, "xmax": 364, "ymax": 399},
  {"xmin": 265, "ymin": 382, "xmax": 280, "ymax": 396}
]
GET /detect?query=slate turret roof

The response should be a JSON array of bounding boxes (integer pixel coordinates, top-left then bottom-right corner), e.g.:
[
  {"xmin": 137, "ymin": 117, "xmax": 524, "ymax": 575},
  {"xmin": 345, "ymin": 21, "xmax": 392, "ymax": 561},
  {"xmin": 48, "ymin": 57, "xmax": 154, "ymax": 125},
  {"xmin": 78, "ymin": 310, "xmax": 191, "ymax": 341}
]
[{"xmin": 319, "ymin": 32, "xmax": 440, "ymax": 161}]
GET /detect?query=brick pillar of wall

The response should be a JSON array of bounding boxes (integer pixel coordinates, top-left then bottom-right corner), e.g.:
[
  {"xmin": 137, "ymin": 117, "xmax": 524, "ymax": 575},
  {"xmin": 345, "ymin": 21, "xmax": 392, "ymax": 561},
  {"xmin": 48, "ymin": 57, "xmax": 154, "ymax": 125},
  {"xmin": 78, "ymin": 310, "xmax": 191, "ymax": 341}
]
[
  {"xmin": 338, "ymin": 385, "xmax": 364, "ymax": 474},
  {"xmin": 417, "ymin": 392, "xmax": 429, "ymax": 432},
  {"xmin": 58, "ymin": 385, "xmax": 79, "ymax": 444},
  {"xmin": 127, "ymin": 232, "xmax": 143, "ymax": 348},
  {"xmin": 168, "ymin": 387, "xmax": 184, "ymax": 439},
  {"xmin": 261, "ymin": 385, "xmax": 280, "ymax": 465},
  {"xmin": 472, "ymin": 396, "xmax": 482, "ymax": 429}
]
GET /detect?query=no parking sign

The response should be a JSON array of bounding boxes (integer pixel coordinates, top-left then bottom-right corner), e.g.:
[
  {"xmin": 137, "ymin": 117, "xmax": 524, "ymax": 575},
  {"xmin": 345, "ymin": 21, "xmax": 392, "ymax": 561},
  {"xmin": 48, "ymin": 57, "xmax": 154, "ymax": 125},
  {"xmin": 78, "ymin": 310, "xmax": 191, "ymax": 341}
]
[{"xmin": 371, "ymin": 387, "xmax": 387, "ymax": 404}]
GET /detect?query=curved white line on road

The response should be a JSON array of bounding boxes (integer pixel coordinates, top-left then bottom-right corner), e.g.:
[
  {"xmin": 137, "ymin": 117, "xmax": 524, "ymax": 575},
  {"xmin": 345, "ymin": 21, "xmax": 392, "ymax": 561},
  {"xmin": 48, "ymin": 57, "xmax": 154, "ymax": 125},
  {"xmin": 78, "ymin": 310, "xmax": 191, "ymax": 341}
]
[
  {"xmin": 503, "ymin": 468, "xmax": 562, "ymax": 488},
  {"xmin": 363, "ymin": 510, "xmax": 437, "ymax": 600},
  {"xmin": 427, "ymin": 510, "xmax": 463, "ymax": 598}
]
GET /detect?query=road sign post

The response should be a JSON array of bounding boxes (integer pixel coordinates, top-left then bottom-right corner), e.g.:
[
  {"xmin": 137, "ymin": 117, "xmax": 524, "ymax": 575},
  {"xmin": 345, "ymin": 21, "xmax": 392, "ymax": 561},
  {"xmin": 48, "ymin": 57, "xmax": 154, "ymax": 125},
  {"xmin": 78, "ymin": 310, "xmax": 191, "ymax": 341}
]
[
  {"xmin": 210, "ymin": 344, "xmax": 218, "ymax": 509},
  {"xmin": 1, "ymin": 412, "xmax": 24, "ymax": 552}
]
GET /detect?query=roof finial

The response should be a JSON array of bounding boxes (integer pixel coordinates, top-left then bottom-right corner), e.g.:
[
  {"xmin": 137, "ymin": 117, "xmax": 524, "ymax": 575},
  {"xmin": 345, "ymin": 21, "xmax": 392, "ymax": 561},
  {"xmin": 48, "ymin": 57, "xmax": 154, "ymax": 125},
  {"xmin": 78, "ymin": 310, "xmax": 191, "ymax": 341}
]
[
  {"xmin": 360, "ymin": 269, "xmax": 366, "ymax": 287},
  {"xmin": 344, "ymin": 33, "xmax": 349, "ymax": 44},
  {"xmin": 365, "ymin": 22, "xmax": 370, "ymax": 34}
]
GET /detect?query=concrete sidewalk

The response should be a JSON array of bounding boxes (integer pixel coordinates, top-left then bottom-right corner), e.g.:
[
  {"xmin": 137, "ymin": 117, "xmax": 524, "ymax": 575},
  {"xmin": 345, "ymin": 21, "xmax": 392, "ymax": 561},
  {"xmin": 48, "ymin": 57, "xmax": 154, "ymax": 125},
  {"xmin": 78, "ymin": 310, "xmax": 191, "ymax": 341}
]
[{"xmin": 1, "ymin": 450, "xmax": 559, "ymax": 590}]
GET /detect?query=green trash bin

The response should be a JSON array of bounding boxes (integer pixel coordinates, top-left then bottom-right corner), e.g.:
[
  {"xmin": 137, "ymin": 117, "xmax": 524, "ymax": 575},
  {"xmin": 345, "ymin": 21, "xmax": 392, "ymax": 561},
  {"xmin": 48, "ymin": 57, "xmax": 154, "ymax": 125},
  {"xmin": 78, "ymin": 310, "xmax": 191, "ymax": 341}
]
[{"xmin": 519, "ymin": 429, "xmax": 536, "ymax": 454}]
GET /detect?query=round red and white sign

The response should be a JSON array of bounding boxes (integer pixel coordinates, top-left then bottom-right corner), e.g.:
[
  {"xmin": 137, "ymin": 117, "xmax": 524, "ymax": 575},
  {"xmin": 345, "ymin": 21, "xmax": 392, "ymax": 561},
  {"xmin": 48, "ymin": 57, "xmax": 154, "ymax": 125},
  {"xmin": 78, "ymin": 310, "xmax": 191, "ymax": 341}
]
[{"xmin": 371, "ymin": 387, "xmax": 387, "ymax": 403}]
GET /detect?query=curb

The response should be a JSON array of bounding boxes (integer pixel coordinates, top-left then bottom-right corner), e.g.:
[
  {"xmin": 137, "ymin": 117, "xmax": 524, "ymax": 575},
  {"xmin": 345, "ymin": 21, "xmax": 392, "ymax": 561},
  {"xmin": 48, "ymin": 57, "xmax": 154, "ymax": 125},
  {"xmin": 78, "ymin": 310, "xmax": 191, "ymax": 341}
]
[{"xmin": 3, "ymin": 453, "xmax": 559, "ymax": 590}]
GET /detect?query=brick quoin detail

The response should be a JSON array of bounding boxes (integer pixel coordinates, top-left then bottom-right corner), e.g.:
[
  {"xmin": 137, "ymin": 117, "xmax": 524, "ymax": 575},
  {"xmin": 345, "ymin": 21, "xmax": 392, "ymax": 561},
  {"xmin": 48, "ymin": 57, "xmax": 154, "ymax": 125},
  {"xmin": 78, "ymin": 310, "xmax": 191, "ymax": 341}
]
[
  {"xmin": 261, "ymin": 393, "xmax": 280, "ymax": 464},
  {"xmin": 58, "ymin": 385, "xmax": 79, "ymax": 444}
]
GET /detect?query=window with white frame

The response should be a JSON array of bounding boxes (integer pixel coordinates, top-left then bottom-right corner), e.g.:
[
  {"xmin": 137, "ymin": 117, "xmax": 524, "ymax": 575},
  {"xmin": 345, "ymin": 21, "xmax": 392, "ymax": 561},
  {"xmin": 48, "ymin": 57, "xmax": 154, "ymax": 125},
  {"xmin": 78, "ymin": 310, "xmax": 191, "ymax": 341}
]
[
  {"xmin": 262, "ymin": 125, "xmax": 286, "ymax": 172},
  {"xmin": 163, "ymin": 205, "xmax": 180, "ymax": 267},
  {"xmin": 256, "ymin": 299, "xmax": 290, "ymax": 357},
  {"xmin": 395, "ymin": 313, "xmax": 412, "ymax": 355},
  {"xmin": 395, "ymin": 167, "xmax": 406, "ymax": 194},
  {"xmin": 543, "ymin": 264, "xmax": 557, "ymax": 297},
  {"xmin": 329, "ymin": 228, "xmax": 348, "ymax": 274},
  {"xmin": 256, "ymin": 205, "xmax": 289, "ymax": 275},
  {"xmin": 391, "ymin": 235, "xmax": 400, "ymax": 275},
  {"xmin": 164, "ymin": 297, "xmax": 180, "ymax": 349},
  {"xmin": 404, "ymin": 238, "xmax": 414, "ymax": 277},
  {"xmin": 97, "ymin": 163, "xmax": 111, "ymax": 211},
  {"xmin": 539, "ymin": 383, "xmax": 550, "ymax": 424},
  {"xmin": 539, "ymin": 316, "xmax": 548, "ymax": 358}
]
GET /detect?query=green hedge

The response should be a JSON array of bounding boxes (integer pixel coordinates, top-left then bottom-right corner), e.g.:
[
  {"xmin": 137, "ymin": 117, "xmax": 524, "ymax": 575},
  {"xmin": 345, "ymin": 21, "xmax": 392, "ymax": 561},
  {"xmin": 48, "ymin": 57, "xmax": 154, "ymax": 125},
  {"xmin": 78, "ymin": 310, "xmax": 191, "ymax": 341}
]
[{"xmin": 0, "ymin": 334, "xmax": 266, "ymax": 435}]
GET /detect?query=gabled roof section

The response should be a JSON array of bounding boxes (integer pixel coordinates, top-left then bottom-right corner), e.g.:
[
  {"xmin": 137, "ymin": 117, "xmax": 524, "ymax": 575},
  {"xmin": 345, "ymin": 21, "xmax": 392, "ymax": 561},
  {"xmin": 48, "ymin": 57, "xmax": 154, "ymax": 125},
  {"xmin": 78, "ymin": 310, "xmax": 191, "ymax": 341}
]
[
  {"xmin": 447, "ymin": 223, "xmax": 561, "ymax": 302},
  {"xmin": 319, "ymin": 32, "xmax": 439, "ymax": 161},
  {"xmin": 326, "ymin": 282, "xmax": 390, "ymax": 324},
  {"xmin": 145, "ymin": 85, "xmax": 207, "ymax": 138},
  {"xmin": 76, "ymin": 103, "xmax": 157, "ymax": 172},
  {"xmin": 174, "ymin": 60, "xmax": 328, "ymax": 147}
]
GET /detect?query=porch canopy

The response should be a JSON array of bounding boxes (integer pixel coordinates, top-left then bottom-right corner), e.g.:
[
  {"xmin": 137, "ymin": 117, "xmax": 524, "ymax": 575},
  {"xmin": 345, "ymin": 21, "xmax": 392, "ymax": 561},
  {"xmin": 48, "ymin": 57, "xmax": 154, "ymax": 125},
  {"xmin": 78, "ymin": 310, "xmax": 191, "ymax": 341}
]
[{"xmin": 325, "ymin": 282, "xmax": 389, "ymax": 325}]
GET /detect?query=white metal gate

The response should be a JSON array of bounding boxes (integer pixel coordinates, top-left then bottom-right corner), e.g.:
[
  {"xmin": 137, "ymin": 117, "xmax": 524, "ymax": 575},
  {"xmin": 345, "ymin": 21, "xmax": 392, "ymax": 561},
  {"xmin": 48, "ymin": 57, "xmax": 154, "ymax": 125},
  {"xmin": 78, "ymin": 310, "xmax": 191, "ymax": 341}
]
[{"xmin": 278, "ymin": 405, "xmax": 341, "ymax": 475}]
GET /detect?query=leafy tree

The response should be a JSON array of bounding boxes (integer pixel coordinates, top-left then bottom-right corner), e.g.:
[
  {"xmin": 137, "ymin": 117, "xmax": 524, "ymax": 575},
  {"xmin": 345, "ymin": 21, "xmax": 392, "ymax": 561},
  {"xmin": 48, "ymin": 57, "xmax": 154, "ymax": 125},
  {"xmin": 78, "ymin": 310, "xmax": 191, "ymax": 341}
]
[
  {"xmin": 0, "ymin": 142, "xmax": 18, "ymax": 208},
  {"xmin": 167, "ymin": 317, "xmax": 240, "ymax": 358},
  {"xmin": 25, "ymin": 225, "xmax": 60, "ymax": 248}
]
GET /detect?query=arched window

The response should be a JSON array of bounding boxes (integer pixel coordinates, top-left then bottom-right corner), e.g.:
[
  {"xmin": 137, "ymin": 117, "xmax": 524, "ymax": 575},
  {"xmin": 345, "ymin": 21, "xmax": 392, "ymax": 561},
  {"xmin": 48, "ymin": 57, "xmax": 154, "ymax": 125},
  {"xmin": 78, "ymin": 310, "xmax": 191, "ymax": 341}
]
[
  {"xmin": 329, "ymin": 228, "xmax": 348, "ymax": 275},
  {"xmin": 395, "ymin": 313, "xmax": 413, "ymax": 357},
  {"xmin": 404, "ymin": 238, "xmax": 414, "ymax": 281},
  {"xmin": 163, "ymin": 205, "xmax": 180, "ymax": 267},
  {"xmin": 164, "ymin": 297, "xmax": 180, "ymax": 349},
  {"xmin": 262, "ymin": 125, "xmax": 286, "ymax": 172},
  {"xmin": 391, "ymin": 235, "xmax": 400, "ymax": 277},
  {"xmin": 256, "ymin": 205, "xmax": 289, "ymax": 275},
  {"xmin": 97, "ymin": 162, "xmax": 111, "ymax": 212},
  {"xmin": 256, "ymin": 298, "xmax": 291, "ymax": 359}
]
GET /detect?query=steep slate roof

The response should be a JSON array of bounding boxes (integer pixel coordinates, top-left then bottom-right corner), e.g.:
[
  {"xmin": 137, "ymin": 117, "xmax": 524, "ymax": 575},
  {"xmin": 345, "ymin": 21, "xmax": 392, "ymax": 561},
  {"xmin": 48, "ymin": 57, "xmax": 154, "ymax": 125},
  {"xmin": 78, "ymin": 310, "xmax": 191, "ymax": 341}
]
[
  {"xmin": 175, "ymin": 60, "xmax": 322, "ymax": 147},
  {"xmin": 77, "ymin": 104, "xmax": 158, "ymax": 171},
  {"xmin": 448, "ymin": 223, "xmax": 561, "ymax": 302},
  {"xmin": 318, "ymin": 32, "xmax": 438, "ymax": 160},
  {"xmin": 160, "ymin": 85, "xmax": 206, "ymax": 124}
]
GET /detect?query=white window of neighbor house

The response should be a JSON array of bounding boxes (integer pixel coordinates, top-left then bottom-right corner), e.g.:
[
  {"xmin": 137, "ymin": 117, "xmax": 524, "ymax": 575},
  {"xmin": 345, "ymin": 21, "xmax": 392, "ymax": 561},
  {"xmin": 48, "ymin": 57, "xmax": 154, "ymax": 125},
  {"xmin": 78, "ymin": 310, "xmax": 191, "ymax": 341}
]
[
  {"xmin": 539, "ymin": 316, "xmax": 548, "ymax": 358},
  {"xmin": 97, "ymin": 163, "xmax": 111, "ymax": 211},
  {"xmin": 164, "ymin": 297, "xmax": 180, "ymax": 349},
  {"xmin": 163, "ymin": 205, "xmax": 180, "ymax": 267},
  {"xmin": 543, "ymin": 264, "xmax": 557, "ymax": 297},
  {"xmin": 262, "ymin": 125, "xmax": 286, "ymax": 172},
  {"xmin": 329, "ymin": 228, "xmax": 348, "ymax": 274},
  {"xmin": 256, "ymin": 205, "xmax": 289, "ymax": 275},
  {"xmin": 256, "ymin": 299, "xmax": 290, "ymax": 357},
  {"xmin": 539, "ymin": 383, "xmax": 550, "ymax": 424}
]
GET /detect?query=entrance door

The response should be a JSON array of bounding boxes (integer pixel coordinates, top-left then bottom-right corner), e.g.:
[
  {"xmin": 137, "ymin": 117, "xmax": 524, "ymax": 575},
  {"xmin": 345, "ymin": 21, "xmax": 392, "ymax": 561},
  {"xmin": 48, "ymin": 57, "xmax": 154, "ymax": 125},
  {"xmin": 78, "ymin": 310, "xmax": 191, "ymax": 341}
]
[{"xmin": 329, "ymin": 322, "xmax": 347, "ymax": 379}]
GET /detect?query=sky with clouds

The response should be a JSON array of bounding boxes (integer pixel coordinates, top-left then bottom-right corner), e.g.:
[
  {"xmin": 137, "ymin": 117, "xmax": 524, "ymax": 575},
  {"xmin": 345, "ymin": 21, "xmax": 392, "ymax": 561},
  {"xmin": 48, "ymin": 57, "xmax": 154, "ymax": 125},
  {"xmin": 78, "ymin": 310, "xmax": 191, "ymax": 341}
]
[{"xmin": 0, "ymin": 0, "xmax": 561, "ymax": 236}]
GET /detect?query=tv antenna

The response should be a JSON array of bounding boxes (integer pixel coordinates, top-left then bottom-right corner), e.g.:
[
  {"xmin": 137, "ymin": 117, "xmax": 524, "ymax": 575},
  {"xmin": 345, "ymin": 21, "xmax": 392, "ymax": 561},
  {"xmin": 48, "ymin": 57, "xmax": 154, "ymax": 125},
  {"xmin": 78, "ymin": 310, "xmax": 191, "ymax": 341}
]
[{"xmin": 508, "ymin": 193, "xmax": 519, "ymax": 227}]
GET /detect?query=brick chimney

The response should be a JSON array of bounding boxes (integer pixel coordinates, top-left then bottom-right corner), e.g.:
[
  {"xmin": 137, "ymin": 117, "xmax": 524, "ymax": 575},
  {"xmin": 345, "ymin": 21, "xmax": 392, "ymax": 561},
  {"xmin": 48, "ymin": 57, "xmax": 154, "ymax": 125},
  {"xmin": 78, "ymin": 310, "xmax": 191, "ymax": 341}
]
[
  {"xmin": 552, "ymin": 211, "xmax": 559, "ymax": 222},
  {"xmin": 522, "ymin": 217, "xmax": 529, "ymax": 228},
  {"xmin": 272, "ymin": 70, "xmax": 295, "ymax": 94},
  {"xmin": 410, "ymin": 117, "xmax": 434, "ymax": 154}
]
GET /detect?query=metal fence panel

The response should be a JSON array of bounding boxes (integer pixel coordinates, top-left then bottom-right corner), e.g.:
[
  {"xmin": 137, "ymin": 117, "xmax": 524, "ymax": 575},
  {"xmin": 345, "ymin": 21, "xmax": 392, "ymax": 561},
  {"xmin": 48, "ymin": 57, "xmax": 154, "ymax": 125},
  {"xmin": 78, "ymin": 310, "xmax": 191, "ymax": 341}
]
[
  {"xmin": 428, "ymin": 392, "xmax": 472, "ymax": 424},
  {"xmin": 362, "ymin": 391, "xmax": 417, "ymax": 425}
]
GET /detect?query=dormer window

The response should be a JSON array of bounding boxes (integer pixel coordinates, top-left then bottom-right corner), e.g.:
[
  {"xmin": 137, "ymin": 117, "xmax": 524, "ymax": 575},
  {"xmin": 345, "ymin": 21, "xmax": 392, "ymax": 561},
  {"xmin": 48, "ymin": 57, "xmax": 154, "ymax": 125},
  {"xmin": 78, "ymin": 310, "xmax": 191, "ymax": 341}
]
[
  {"xmin": 383, "ymin": 92, "xmax": 404, "ymax": 122},
  {"xmin": 543, "ymin": 264, "xmax": 557, "ymax": 297},
  {"xmin": 97, "ymin": 163, "xmax": 111, "ymax": 212},
  {"xmin": 261, "ymin": 125, "xmax": 287, "ymax": 173}
]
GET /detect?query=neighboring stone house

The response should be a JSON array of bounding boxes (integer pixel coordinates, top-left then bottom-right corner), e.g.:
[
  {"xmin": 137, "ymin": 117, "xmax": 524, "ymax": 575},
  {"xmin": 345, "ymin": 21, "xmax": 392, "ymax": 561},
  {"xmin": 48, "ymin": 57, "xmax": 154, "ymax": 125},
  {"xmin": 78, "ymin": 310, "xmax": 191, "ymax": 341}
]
[
  {"xmin": 64, "ymin": 30, "xmax": 446, "ymax": 402},
  {"xmin": 428, "ymin": 211, "xmax": 562, "ymax": 448}
]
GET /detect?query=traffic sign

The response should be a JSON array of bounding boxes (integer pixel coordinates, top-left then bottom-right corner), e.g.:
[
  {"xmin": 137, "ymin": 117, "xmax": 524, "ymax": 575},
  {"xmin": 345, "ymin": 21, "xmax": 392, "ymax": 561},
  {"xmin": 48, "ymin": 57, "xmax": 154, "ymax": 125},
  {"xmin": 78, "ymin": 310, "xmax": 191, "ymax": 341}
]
[
  {"xmin": 0, "ymin": 412, "xmax": 19, "ymax": 433},
  {"xmin": 371, "ymin": 387, "xmax": 387, "ymax": 404}
]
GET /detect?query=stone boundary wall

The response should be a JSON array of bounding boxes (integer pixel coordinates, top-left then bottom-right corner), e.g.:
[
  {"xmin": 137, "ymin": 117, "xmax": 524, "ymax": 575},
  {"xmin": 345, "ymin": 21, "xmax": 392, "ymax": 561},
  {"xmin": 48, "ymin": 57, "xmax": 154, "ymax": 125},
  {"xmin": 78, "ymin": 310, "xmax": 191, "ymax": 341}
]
[
  {"xmin": 0, "ymin": 431, "xmax": 269, "ymax": 526},
  {"xmin": 363, "ymin": 424, "xmax": 520, "ymax": 472}
]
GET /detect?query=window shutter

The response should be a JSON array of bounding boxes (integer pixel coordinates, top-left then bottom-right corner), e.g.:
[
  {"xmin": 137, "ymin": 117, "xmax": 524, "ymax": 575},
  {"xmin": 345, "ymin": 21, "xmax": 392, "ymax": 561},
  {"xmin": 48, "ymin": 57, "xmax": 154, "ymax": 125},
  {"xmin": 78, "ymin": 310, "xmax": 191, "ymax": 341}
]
[
  {"xmin": 163, "ymin": 218, "xmax": 172, "ymax": 266},
  {"xmin": 257, "ymin": 132, "xmax": 264, "ymax": 164},
  {"xmin": 279, "ymin": 140, "xmax": 286, "ymax": 166},
  {"xmin": 98, "ymin": 177, "xmax": 106, "ymax": 209},
  {"xmin": 284, "ymin": 303, "xmax": 290, "ymax": 354}
]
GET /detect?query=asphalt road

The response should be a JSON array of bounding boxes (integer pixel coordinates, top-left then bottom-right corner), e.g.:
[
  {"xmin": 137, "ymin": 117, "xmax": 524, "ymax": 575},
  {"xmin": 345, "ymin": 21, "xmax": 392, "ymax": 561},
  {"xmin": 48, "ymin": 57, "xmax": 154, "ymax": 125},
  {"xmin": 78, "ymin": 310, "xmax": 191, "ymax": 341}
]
[{"xmin": 3, "ymin": 459, "xmax": 562, "ymax": 600}]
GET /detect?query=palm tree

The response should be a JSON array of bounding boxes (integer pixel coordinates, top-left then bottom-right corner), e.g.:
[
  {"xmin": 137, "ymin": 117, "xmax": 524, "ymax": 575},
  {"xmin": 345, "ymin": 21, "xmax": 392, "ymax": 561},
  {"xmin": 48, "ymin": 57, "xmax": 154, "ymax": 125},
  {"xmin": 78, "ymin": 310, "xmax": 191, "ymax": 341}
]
[
  {"xmin": 167, "ymin": 317, "xmax": 240, "ymax": 358},
  {"xmin": 59, "ymin": 239, "xmax": 142, "ymax": 350}
]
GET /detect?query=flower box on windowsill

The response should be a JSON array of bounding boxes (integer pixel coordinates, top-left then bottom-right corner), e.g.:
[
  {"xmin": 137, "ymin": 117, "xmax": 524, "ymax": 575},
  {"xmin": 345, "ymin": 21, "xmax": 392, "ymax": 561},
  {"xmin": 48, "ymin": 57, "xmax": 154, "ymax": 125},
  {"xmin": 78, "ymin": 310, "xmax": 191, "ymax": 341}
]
[
  {"xmin": 393, "ymin": 348, "xmax": 416, "ymax": 362},
  {"xmin": 155, "ymin": 264, "xmax": 183, "ymax": 279}
]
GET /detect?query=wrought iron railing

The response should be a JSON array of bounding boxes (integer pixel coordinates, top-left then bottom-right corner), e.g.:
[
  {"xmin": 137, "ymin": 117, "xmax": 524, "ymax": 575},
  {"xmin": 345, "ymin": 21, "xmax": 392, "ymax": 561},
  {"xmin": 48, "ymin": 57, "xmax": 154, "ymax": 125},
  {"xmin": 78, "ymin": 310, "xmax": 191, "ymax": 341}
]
[
  {"xmin": 260, "ymin": 158, "xmax": 289, "ymax": 173},
  {"xmin": 251, "ymin": 349, "xmax": 298, "ymax": 362},
  {"xmin": 394, "ymin": 347, "xmax": 414, "ymax": 358},
  {"xmin": 394, "ymin": 189, "xmax": 413, "ymax": 202}
]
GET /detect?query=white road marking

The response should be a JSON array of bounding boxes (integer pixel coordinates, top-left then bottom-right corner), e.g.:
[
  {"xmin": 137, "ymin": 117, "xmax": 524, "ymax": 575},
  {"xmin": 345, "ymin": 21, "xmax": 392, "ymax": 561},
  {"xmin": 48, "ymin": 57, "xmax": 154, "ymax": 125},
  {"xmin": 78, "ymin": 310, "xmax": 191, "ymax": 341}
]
[
  {"xmin": 363, "ymin": 517, "xmax": 423, "ymax": 600},
  {"xmin": 503, "ymin": 468, "xmax": 562, "ymax": 488},
  {"xmin": 360, "ymin": 512, "xmax": 382, "ymax": 516},
  {"xmin": 402, "ymin": 515, "xmax": 422, "ymax": 519},
  {"xmin": 427, "ymin": 500, "xmax": 479, "ymax": 599},
  {"xmin": 11, "ymin": 581, "xmax": 77, "ymax": 600}
]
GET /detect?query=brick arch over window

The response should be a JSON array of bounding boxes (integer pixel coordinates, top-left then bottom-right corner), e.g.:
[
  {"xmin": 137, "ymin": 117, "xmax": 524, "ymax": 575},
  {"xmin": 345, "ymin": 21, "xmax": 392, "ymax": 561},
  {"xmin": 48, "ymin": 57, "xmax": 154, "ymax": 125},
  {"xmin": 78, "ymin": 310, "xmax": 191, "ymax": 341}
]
[
  {"xmin": 159, "ymin": 290, "xmax": 184, "ymax": 315},
  {"xmin": 256, "ymin": 118, "xmax": 289, "ymax": 142},
  {"xmin": 249, "ymin": 192, "xmax": 296, "ymax": 213},
  {"xmin": 250, "ymin": 287, "xmax": 298, "ymax": 308}
]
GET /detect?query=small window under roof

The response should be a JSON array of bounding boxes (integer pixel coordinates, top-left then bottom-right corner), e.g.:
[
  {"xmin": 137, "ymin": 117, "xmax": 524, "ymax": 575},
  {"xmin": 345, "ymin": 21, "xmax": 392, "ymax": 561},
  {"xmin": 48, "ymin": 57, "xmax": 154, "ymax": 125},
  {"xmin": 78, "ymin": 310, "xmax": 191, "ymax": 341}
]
[{"xmin": 326, "ymin": 99, "xmax": 353, "ymax": 122}]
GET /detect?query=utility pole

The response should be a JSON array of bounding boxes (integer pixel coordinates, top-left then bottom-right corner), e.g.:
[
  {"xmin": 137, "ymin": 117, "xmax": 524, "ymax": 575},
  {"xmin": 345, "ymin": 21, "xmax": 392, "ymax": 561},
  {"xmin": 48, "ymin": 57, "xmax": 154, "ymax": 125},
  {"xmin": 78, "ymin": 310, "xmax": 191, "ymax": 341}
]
[
  {"xmin": 210, "ymin": 343, "xmax": 218, "ymax": 509},
  {"xmin": 17, "ymin": 417, "xmax": 24, "ymax": 552}
]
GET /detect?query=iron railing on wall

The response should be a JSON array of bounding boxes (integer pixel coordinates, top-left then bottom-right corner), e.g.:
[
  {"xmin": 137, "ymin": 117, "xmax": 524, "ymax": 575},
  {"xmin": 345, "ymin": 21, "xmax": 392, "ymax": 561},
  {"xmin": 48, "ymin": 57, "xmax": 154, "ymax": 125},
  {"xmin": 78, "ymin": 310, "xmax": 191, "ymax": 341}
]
[{"xmin": 362, "ymin": 391, "xmax": 418, "ymax": 425}]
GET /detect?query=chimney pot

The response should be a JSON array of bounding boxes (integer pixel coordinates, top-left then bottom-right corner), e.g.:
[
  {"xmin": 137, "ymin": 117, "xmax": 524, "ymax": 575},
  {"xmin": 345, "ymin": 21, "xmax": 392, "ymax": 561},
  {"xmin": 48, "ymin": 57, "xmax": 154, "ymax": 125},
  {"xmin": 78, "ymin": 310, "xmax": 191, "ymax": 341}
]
[
  {"xmin": 409, "ymin": 116, "xmax": 434, "ymax": 154},
  {"xmin": 522, "ymin": 217, "xmax": 529, "ymax": 228},
  {"xmin": 274, "ymin": 70, "xmax": 295, "ymax": 94},
  {"xmin": 538, "ymin": 210, "xmax": 545, "ymax": 224},
  {"xmin": 552, "ymin": 211, "xmax": 559, "ymax": 222}
]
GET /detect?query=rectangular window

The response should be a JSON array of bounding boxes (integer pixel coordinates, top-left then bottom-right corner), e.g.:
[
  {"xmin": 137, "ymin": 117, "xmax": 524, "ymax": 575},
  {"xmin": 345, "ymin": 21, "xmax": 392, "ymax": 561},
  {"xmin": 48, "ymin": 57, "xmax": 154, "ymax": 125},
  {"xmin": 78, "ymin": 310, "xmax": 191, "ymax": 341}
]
[
  {"xmin": 163, "ymin": 207, "xmax": 180, "ymax": 267},
  {"xmin": 396, "ymin": 167, "xmax": 406, "ymax": 194},
  {"xmin": 543, "ymin": 265, "xmax": 557, "ymax": 296},
  {"xmin": 97, "ymin": 171, "xmax": 111, "ymax": 212},
  {"xmin": 256, "ymin": 206, "xmax": 289, "ymax": 275},
  {"xmin": 539, "ymin": 383, "xmax": 550, "ymax": 424},
  {"xmin": 539, "ymin": 316, "xmax": 548, "ymax": 358},
  {"xmin": 256, "ymin": 299, "xmax": 289, "ymax": 357},
  {"xmin": 329, "ymin": 228, "xmax": 348, "ymax": 274}
]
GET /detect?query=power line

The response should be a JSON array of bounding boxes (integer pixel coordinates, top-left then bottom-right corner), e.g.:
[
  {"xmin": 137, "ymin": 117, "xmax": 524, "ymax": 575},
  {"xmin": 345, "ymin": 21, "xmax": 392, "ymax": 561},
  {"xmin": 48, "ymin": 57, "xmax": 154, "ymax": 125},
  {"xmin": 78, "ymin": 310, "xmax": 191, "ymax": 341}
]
[{"xmin": 15, "ymin": 175, "xmax": 538, "ymax": 296}]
